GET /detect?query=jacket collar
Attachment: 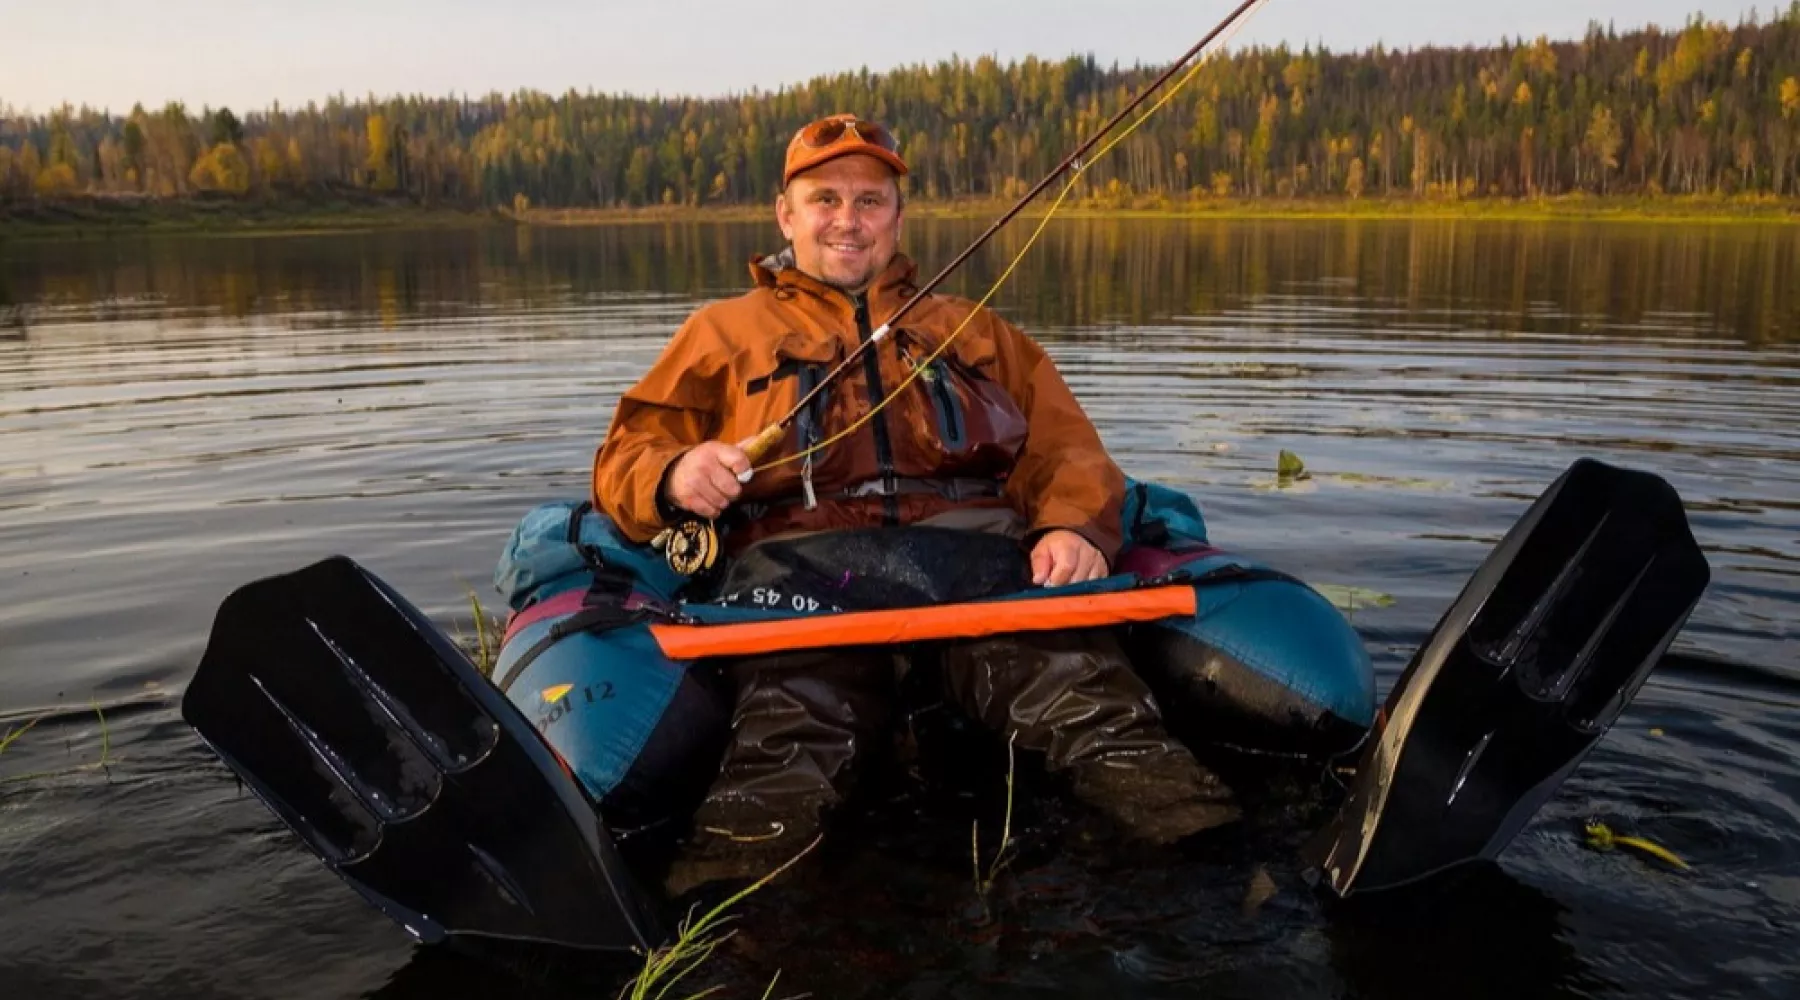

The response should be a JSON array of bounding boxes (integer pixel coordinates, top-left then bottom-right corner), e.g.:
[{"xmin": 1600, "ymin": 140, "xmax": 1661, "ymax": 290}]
[{"xmin": 748, "ymin": 247, "xmax": 921, "ymax": 319}]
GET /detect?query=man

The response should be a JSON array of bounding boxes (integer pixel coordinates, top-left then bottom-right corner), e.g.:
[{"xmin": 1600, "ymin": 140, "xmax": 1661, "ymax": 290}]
[{"xmin": 594, "ymin": 113, "xmax": 1237, "ymax": 884}]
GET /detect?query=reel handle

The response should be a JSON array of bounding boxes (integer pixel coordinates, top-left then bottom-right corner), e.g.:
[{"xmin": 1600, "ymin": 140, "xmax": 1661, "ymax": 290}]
[{"xmin": 653, "ymin": 424, "xmax": 785, "ymax": 575}]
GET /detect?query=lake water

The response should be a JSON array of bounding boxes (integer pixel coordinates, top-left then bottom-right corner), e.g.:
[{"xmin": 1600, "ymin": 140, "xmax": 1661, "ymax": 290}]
[{"xmin": 1, "ymin": 217, "xmax": 1796, "ymax": 999}]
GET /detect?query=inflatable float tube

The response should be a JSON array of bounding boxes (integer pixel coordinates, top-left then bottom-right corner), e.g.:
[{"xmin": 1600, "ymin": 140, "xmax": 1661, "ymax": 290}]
[
  {"xmin": 179, "ymin": 457, "xmax": 1711, "ymax": 953},
  {"xmin": 488, "ymin": 478, "xmax": 1375, "ymax": 834}
]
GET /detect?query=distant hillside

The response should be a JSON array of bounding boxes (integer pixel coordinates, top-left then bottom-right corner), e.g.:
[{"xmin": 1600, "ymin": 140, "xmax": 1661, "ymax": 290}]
[{"xmin": 4, "ymin": 7, "xmax": 1800, "ymax": 208}]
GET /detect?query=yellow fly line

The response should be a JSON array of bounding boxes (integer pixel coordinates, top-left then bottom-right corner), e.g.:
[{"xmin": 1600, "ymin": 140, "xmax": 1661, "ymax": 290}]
[{"xmin": 754, "ymin": 0, "xmax": 1273, "ymax": 475}]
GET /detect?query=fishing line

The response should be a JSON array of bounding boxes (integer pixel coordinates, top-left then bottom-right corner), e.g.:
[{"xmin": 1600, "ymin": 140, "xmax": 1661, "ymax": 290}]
[
  {"xmin": 756, "ymin": 0, "xmax": 1273, "ymax": 473},
  {"xmin": 654, "ymin": 0, "xmax": 1273, "ymax": 573}
]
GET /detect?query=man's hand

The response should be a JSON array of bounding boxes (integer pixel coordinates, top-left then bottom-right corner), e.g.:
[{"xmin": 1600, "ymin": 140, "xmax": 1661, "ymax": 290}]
[
  {"xmin": 1030, "ymin": 529, "xmax": 1108, "ymax": 587},
  {"xmin": 663, "ymin": 442, "xmax": 752, "ymax": 519}
]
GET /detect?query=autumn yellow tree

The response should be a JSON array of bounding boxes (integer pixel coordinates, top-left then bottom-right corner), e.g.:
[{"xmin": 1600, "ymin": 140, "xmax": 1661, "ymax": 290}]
[
  {"xmin": 189, "ymin": 143, "xmax": 250, "ymax": 193},
  {"xmin": 16, "ymin": 142, "xmax": 43, "ymax": 197},
  {"xmin": 35, "ymin": 163, "xmax": 79, "ymax": 196},
  {"xmin": 1247, "ymin": 94, "xmax": 1279, "ymax": 194},
  {"xmin": 366, "ymin": 114, "xmax": 396, "ymax": 191},
  {"xmin": 285, "ymin": 138, "xmax": 309, "ymax": 189},
  {"xmin": 252, "ymin": 137, "xmax": 286, "ymax": 189},
  {"xmin": 1585, "ymin": 106, "xmax": 1623, "ymax": 192}
]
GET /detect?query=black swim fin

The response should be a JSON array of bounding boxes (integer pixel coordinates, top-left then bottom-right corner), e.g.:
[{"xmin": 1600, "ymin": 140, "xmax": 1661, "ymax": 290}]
[
  {"xmin": 181, "ymin": 555, "xmax": 665, "ymax": 951},
  {"xmin": 1304, "ymin": 458, "xmax": 1710, "ymax": 896}
]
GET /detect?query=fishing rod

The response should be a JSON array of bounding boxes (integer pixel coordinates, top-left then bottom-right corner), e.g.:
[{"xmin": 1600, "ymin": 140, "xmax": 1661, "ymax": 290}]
[
  {"xmin": 655, "ymin": 0, "xmax": 1270, "ymax": 573},
  {"xmin": 737, "ymin": 0, "xmax": 1267, "ymax": 465}
]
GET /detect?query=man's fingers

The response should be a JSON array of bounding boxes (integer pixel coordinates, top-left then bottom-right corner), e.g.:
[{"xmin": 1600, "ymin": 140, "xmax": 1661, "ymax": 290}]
[
  {"xmin": 704, "ymin": 463, "xmax": 743, "ymax": 501},
  {"xmin": 718, "ymin": 445, "xmax": 753, "ymax": 480},
  {"xmin": 1080, "ymin": 546, "xmax": 1106, "ymax": 582},
  {"xmin": 664, "ymin": 440, "xmax": 759, "ymax": 521},
  {"xmin": 690, "ymin": 466, "xmax": 734, "ymax": 511},
  {"xmin": 684, "ymin": 480, "xmax": 726, "ymax": 517},
  {"xmin": 1030, "ymin": 532, "xmax": 1105, "ymax": 587}
]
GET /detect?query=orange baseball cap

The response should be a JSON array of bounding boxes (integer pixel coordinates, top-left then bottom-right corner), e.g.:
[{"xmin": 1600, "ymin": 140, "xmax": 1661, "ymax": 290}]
[{"xmin": 782, "ymin": 114, "xmax": 909, "ymax": 187}]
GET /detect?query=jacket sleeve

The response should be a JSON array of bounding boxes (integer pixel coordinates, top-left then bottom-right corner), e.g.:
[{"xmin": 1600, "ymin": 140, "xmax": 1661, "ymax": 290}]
[
  {"xmin": 984, "ymin": 312, "xmax": 1127, "ymax": 564},
  {"xmin": 592, "ymin": 314, "xmax": 728, "ymax": 544}
]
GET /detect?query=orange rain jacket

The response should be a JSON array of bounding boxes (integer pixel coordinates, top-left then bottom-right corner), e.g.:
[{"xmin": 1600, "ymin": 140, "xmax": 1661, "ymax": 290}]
[{"xmin": 592, "ymin": 250, "xmax": 1127, "ymax": 563}]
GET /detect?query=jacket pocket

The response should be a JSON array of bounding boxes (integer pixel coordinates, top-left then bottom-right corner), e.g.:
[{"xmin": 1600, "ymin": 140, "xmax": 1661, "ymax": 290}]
[
  {"xmin": 746, "ymin": 333, "xmax": 840, "ymax": 404},
  {"xmin": 765, "ymin": 335, "xmax": 842, "ymax": 508},
  {"xmin": 918, "ymin": 355, "xmax": 965, "ymax": 450},
  {"xmin": 771, "ymin": 330, "xmax": 841, "ymax": 366},
  {"xmin": 895, "ymin": 328, "xmax": 1025, "ymax": 472}
]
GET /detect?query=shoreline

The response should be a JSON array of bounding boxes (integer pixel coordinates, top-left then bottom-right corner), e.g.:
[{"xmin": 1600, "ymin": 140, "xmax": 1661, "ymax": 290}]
[
  {"xmin": 0, "ymin": 198, "xmax": 505, "ymax": 241},
  {"xmin": 3, "ymin": 193, "xmax": 1796, "ymax": 239},
  {"xmin": 517, "ymin": 195, "xmax": 1800, "ymax": 225}
]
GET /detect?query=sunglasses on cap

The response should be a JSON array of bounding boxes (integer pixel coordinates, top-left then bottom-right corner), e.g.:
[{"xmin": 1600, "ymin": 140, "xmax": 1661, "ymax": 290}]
[{"xmin": 798, "ymin": 117, "xmax": 898, "ymax": 153}]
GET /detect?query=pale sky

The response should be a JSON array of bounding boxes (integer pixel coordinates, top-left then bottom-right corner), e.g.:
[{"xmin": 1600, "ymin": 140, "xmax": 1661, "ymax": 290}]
[{"xmin": 2, "ymin": 0, "xmax": 1772, "ymax": 116}]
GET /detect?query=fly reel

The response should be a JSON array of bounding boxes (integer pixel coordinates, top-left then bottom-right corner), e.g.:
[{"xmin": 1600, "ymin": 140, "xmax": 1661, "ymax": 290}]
[
  {"xmin": 652, "ymin": 518, "xmax": 721, "ymax": 576},
  {"xmin": 654, "ymin": 427, "xmax": 781, "ymax": 576}
]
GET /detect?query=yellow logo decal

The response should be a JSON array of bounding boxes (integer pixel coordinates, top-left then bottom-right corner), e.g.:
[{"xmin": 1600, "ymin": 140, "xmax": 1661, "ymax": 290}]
[{"xmin": 541, "ymin": 683, "xmax": 574, "ymax": 704}]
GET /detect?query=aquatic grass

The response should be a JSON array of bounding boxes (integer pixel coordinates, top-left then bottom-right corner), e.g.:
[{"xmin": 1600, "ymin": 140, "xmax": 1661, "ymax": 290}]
[
  {"xmin": 755, "ymin": 971, "xmax": 793, "ymax": 1000},
  {"xmin": 454, "ymin": 586, "xmax": 507, "ymax": 678},
  {"xmin": 0, "ymin": 701, "xmax": 114, "ymax": 785},
  {"xmin": 469, "ymin": 588, "xmax": 498, "ymax": 677},
  {"xmin": 0, "ymin": 715, "xmax": 46, "ymax": 756},
  {"xmin": 971, "ymin": 733, "xmax": 1020, "ymax": 899},
  {"xmin": 620, "ymin": 835, "xmax": 820, "ymax": 1000}
]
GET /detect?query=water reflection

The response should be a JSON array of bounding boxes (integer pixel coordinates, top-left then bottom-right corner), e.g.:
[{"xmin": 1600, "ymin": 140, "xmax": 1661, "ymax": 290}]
[
  {"xmin": 1, "ymin": 219, "xmax": 1797, "ymax": 1000},
  {"xmin": 1322, "ymin": 866, "xmax": 1601, "ymax": 1000},
  {"xmin": 5, "ymin": 219, "xmax": 1796, "ymax": 343}
]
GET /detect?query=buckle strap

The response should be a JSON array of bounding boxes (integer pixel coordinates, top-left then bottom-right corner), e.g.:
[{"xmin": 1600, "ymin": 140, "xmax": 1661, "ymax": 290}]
[
  {"xmin": 835, "ymin": 477, "xmax": 1002, "ymax": 501},
  {"xmin": 496, "ymin": 601, "xmax": 647, "ymax": 693},
  {"xmin": 738, "ymin": 476, "xmax": 1005, "ymax": 520},
  {"xmin": 496, "ymin": 591, "xmax": 693, "ymax": 693}
]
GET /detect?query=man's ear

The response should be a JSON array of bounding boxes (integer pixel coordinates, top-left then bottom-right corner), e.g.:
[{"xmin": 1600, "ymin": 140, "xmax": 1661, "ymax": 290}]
[{"xmin": 775, "ymin": 190, "xmax": 794, "ymax": 241}]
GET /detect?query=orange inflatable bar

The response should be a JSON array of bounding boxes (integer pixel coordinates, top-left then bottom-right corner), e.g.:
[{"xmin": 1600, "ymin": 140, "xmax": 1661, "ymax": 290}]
[{"xmin": 649, "ymin": 585, "xmax": 1196, "ymax": 660}]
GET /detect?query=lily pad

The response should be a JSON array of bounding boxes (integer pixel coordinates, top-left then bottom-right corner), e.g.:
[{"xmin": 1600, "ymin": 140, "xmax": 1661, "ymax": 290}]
[
  {"xmin": 1250, "ymin": 475, "xmax": 1318, "ymax": 493},
  {"xmin": 1311, "ymin": 583, "xmax": 1397, "ymax": 613},
  {"xmin": 1277, "ymin": 449, "xmax": 1310, "ymax": 479},
  {"xmin": 1323, "ymin": 472, "xmax": 1455, "ymax": 490}
]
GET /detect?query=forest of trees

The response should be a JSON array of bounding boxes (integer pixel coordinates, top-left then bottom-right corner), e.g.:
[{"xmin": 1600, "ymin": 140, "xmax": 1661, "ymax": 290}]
[{"xmin": 5, "ymin": 8, "xmax": 1800, "ymax": 210}]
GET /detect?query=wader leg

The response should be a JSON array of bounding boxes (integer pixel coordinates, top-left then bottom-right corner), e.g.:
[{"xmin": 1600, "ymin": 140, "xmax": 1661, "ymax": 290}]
[
  {"xmin": 667, "ymin": 646, "xmax": 898, "ymax": 893},
  {"xmin": 941, "ymin": 628, "xmax": 1241, "ymax": 844}
]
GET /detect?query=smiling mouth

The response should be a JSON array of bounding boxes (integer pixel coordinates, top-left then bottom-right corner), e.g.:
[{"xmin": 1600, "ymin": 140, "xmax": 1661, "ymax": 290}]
[{"xmin": 825, "ymin": 243, "xmax": 868, "ymax": 254}]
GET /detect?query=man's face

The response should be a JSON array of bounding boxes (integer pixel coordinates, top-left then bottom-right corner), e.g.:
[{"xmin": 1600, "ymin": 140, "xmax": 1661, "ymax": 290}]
[{"xmin": 775, "ymin": 154, "xmax": 903, "ymax": 295}]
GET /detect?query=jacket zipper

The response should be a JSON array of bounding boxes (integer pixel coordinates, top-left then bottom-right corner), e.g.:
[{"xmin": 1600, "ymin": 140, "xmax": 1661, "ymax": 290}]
[
  {"xmin": 899, "ymin": 336, "xmax": 964, "ymax": 449},
  {"xmin": 851, "ymin": 293, "xmax": 900, "ymax": 524},
  {"xmin": 796, "ymin": 363, "xmax": 823, "ymax": 510},
  {"xmin": 929, "ymin": 361, "xmax": 963, "ymax": 447}
]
